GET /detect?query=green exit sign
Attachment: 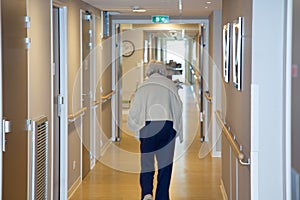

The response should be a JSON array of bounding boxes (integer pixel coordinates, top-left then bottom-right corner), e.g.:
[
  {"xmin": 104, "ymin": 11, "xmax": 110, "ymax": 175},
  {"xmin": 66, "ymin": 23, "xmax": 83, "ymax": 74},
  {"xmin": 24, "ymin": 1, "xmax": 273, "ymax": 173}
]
[{"xmin": 152, "ymin": 15, "xmax": 169, "ymax": 23}]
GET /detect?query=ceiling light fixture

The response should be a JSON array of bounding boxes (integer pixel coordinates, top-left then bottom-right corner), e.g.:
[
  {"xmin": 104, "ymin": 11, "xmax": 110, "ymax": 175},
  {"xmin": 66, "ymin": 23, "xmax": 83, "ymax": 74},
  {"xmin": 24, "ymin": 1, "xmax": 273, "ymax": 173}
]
[
  {"xmin": 132, "ymin": 6, "xmax": 146, "ymax": 13},
  {"xmin": 179, "ymin": 0, "xmax": 183, "ymax": 14},
  {"xmin": 206, "ymin": 1, "xmax": 212, "ymax": 4}
]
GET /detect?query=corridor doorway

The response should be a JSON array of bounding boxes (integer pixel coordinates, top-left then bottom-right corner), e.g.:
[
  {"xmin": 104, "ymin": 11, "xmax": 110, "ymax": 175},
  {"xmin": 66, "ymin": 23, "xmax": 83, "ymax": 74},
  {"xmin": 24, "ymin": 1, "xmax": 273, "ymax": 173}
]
[
  {"xmin": 106, "ymin": 18, "xmax": 224, "ymax": 178},
  {"xmin": 166, "ymin": 40, "xmax": 186, "ymax": 83},
  {"xmin": 111, "ymin": 19, "xmax": 208, "ymax": 144}
]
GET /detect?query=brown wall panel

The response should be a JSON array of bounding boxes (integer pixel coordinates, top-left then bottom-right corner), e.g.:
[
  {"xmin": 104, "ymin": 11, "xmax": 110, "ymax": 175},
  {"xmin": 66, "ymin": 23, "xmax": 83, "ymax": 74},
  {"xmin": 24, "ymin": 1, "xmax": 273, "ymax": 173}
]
[
  {"xmin": 222, "ymin": 0, "xmax": 252, "ymax": 199},
  {"xmin": 221, "ymin": 136, "xmax": 231, "ymax": 198},
  {"xmin": 2, "ymin": 0, "xmax": 28, "ymax": 199},
  {"xmin": 100, "ymin": 35, "xmax": 113, "ymax": 140}
]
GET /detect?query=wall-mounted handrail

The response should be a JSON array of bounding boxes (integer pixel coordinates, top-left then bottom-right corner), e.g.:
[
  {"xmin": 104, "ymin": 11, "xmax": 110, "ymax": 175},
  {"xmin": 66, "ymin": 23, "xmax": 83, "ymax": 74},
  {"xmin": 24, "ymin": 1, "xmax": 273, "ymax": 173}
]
[
  {"xmin": 101, "ymin": 90, "xmax": 115, "ymax": 103},
  {"xmin": 189, "ymin": 65, "xmax": 205, "ymax": 141},
  {"xmin": 204, "ymin": 91, "xmax": 212, "ymax": 102},
  {"xmin": 68, "ymin": 107, "xmax": 87, "ymax": 122},
  {"xmin": 215, "ymin": 110, "xmax": 251, "ymax": 166},
  {"xmin": 92, "ymin": 100, "xmax": 100, "ymax": 107}
]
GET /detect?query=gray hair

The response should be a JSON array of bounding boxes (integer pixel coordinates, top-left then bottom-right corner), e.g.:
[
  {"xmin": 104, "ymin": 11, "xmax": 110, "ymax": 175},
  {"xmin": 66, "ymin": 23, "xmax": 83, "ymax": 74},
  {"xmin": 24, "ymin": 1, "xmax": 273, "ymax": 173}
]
[{"xmin": 145, "ymin": 60, "xmax": 167, "ymax": 77}]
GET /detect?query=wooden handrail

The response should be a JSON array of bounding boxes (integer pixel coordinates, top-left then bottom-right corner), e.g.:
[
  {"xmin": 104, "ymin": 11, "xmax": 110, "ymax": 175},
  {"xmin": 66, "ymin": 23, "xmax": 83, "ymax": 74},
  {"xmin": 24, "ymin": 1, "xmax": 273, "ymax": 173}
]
[
  {"xmin": 101, "ymin": 90, "xmax": 115, "ymax": 102},
  {"xmin": 68, "ymin": 107, "xmax": 87, "ymax": 122},
  {"xmin": 92, "ymin": 100, "xmax": 100, "ymax": 107},
  {"xmin": 204, "ymin": 92, "xmax": 212, "ymax": 102},
  {"xmin": 215, "ymin": 110, "xmax": 250, "ymax": 166}
]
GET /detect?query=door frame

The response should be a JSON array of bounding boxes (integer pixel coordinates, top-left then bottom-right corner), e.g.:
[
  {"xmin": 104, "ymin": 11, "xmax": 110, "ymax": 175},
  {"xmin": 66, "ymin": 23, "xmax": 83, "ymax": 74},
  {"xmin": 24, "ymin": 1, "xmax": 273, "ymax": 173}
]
[
  {"xmin": 51, "ymin": 3, "xmax": 68, "ymax": 199},
  {"xmin": 111, "ymin": 17, "xmax": 209, "ymax": 142},
  {"xmin": 90, "ymin": 13, "xmax": 97, "ymax": 169},
  {"xmin": 80, "ymin": 9, "xmax": 97, "ymax": 178},
  {"xmin": 285, "ymin": 0, "xmax": 293, "ymax": 198}
]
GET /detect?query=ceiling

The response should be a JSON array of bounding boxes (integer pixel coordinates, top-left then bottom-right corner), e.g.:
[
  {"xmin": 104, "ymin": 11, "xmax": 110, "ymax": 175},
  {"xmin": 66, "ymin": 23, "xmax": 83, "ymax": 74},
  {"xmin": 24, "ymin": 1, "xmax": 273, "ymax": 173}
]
[
  {"xmin": 82, "ymin": 0, "xmax": 222, "ymax": 17},
  {"xmin": 128, "ymin": 24, "xmax": 200, "ymax": 40}
]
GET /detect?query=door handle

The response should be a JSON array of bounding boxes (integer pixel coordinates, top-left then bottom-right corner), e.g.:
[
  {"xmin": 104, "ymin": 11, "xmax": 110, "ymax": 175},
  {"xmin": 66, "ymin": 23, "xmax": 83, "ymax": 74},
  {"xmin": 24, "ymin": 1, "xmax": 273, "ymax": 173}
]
[
  {"xmin": 57, "ymin": 95, "xmax": 64, "ymax": 117},
  {"xmin": 2, "ymin": 119, "xmax": 12, "ymax": 152}
]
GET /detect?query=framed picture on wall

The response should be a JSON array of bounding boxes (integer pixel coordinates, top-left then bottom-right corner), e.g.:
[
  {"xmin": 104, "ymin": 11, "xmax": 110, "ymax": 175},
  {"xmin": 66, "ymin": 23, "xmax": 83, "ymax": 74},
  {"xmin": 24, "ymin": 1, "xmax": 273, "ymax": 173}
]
[
  {"xmin": 222, "ymin": 23, "xmax": 231, "ymax": 83},
  {"xmin": 232, "ymin": 17, "xmax": 244, "ymax": 91}
]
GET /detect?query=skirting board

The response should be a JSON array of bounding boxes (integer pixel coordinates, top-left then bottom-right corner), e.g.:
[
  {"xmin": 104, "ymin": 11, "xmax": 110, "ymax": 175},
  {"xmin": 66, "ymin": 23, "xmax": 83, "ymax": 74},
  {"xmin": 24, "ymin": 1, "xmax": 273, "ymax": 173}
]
[
  {"xmin": 220, "ymin": 179, "xmax": 229, "ymax": 200},
  {"xmin": 68, "ymin": 177, "xmax": 81, "ymax": 199}
]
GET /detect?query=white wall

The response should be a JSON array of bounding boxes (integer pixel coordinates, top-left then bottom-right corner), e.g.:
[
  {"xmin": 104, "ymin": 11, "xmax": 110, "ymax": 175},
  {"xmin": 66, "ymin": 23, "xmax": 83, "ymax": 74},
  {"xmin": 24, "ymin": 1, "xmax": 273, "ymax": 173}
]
[
  {"xmin": 251, "ymin": 0, "xmax": 288, "ymax": 199},
  {"xmin": 209, "ymin": 10, "xmax": 222, "ymax": 157}
]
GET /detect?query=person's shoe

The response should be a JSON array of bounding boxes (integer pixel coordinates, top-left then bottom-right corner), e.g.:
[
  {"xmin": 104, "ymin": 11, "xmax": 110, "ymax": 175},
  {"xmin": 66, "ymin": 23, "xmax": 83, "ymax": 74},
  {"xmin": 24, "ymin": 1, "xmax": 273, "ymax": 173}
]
[{"xmin": 143, "ymin": 194, "xmax": 153, "ymax": 200}]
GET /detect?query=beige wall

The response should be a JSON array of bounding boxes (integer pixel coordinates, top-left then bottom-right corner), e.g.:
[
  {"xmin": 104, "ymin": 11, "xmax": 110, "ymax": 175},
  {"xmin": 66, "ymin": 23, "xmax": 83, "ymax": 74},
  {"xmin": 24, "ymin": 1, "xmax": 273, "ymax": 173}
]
[
  {"xmin": 121, "ymin": 29, "xmax": 144, "ymax": 75},
  {"xmin": 222, "ymin": 0, "xmax": 252, "ymax": 199},
  {"xmin": 28, "ymin": 0, "xmax": 51, "ymax": 120},
  {"xmin": 121, "ymin": 28, "xmax": 144, "ymax": 101},
  {"xmin": 99, "ymin": 36, "xmax": 112, "ymax": 144},
  {"xmin": 208, "ymin": 10, "xmax": 222, "ymax": 154},
  {"xmin": 27, "ymin": 0, "xmax": 52, "ymax": 198}
]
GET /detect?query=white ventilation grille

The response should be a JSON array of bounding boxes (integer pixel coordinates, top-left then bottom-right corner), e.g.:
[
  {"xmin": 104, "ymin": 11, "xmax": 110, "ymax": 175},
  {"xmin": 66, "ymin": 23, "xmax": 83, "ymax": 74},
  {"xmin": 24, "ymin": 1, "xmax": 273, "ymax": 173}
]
[{"xmin": 32, "ymin": 116, "xmax": 48, "ymax": 200}]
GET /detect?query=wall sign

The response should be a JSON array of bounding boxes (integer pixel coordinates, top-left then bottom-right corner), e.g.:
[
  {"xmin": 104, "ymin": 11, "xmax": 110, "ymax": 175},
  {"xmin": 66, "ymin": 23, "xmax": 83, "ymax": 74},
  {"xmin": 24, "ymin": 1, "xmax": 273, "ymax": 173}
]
[
  {"xmin": 232, "ymin": 17, "xmax": 244, "ymax": 91},
  {"xmin": 151, "ymin": 15, "xmax": 169, "ymax": 23},
  {"xmin": 222, "ymin": 23, "xmax": 231, "ymax": 83}
]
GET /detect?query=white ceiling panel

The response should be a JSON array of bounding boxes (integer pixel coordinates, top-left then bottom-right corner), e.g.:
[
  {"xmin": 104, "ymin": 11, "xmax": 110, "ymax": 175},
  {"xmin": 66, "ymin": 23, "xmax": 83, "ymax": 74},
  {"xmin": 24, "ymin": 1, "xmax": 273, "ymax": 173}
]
[{"xmin": 82, "ymin": 0, "xmax": 222, "ymax": 17}]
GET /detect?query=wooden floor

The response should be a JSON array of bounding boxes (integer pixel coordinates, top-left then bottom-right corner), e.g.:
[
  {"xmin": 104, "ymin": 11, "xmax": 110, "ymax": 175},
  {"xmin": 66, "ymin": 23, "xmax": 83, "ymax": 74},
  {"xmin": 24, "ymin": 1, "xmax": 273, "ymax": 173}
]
[{"xmin": 69, "ymin": 86, "xmax": 223, "ymax": 200}]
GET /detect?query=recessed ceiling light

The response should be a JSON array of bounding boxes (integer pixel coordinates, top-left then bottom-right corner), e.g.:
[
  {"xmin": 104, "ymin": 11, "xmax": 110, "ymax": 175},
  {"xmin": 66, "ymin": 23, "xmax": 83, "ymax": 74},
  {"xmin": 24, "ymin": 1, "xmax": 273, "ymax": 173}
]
[
  {"xmin": 132, "ymin": 6, "xmax": 146, "ymax": 13},
  {"xmin": 133, "ymin": 9, "xmax": 146, "ymax": 13},
  {"xmin": 206, "ymin": 1, "xmax": 212, "ymax": 4},
  {"xmin": 204, "ymin": 6, "xmax": 209, "ymax": 9},
  {"xmin": 179, "ymin": 0, "xmax": 182, "ymax": 13}
]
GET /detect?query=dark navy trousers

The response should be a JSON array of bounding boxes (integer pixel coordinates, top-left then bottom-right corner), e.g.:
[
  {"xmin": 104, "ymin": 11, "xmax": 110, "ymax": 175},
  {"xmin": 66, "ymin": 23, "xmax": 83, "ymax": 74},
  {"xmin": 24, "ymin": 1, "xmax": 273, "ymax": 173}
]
[{"xmin": 139, "ymin": 121, "xmax": 176, "ymax": 200}]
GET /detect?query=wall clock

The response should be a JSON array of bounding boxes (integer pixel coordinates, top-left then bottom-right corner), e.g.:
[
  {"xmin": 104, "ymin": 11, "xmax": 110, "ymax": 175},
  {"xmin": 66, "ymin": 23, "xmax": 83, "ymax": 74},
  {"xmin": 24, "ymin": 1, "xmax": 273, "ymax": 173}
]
[{"xmin": 122, "ymin": 40, "xmax": 135, "ymax": 57}]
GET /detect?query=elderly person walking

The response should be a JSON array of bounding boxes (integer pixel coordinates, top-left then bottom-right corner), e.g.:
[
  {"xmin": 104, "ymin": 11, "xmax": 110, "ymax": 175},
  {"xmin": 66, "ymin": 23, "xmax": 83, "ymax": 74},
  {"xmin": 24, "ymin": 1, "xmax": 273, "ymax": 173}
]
[{"xmin": 127, "ymin": 60, "xmax": 183, "ymax": 200}]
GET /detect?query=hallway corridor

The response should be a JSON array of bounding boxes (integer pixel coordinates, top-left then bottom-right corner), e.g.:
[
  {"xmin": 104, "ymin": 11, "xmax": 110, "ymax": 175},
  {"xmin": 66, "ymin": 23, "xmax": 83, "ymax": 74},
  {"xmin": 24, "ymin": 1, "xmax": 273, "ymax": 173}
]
[
  {"xmin": 69, "ymin": 86, "xmax": 222, "ymax": 200},
  {"xmin": 0, "ymin": 0, "xmax": 295, "ymax": 198}
]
